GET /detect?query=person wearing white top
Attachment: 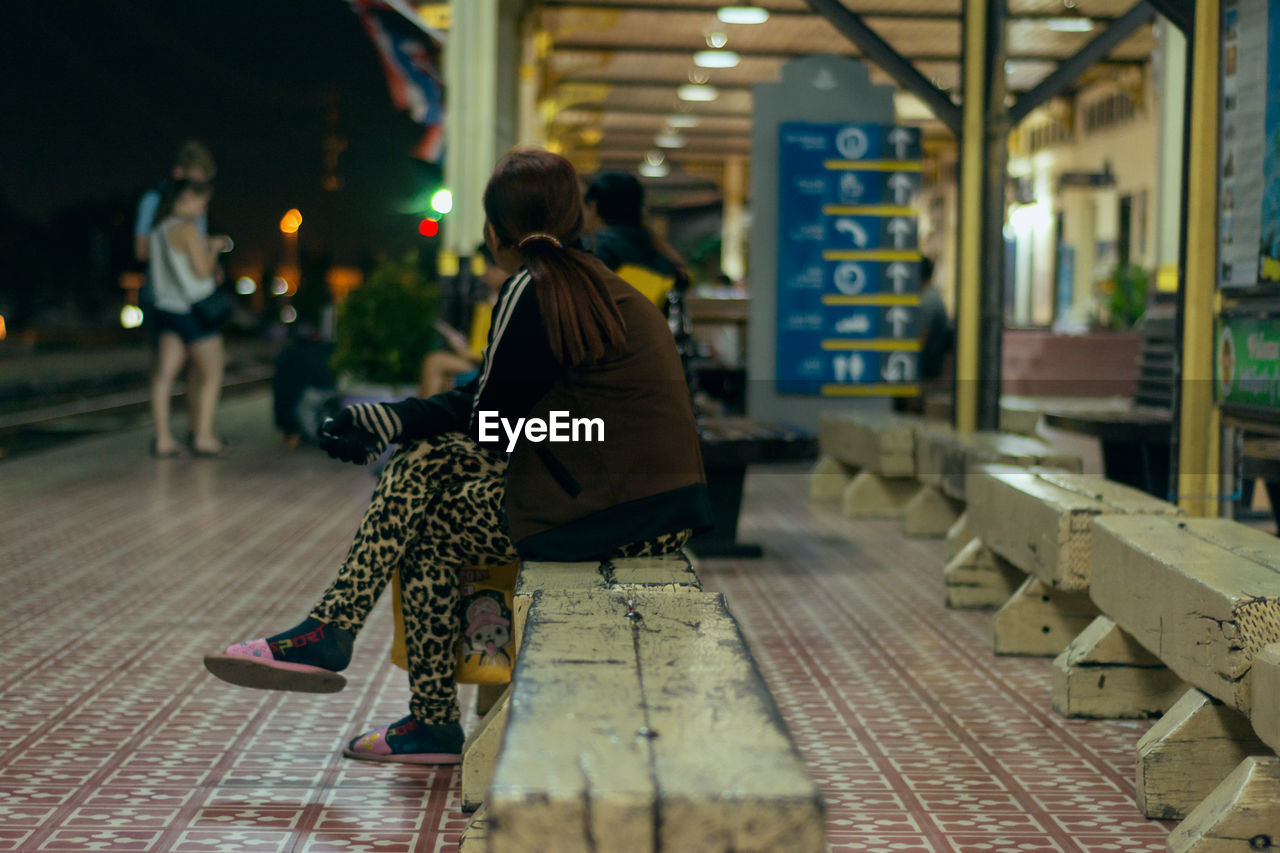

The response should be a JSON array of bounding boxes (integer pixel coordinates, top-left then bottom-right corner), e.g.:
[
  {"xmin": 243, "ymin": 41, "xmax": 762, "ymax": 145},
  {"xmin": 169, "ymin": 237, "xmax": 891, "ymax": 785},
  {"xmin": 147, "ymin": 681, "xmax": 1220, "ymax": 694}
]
[{"xmin": 146, "ymin": 179, "xmax": 233, "ymax": 458}]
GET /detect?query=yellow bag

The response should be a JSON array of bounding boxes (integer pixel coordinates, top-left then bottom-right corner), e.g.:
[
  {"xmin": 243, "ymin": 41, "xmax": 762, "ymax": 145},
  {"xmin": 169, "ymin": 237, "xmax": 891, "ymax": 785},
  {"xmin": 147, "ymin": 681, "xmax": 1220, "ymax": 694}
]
[
  {"xmin": 390, "ymin": 561, "xmax": 519, "ymax": 684},
  {"xmin": 614, "ymin": 263, "xmax": 675, "ymax": 307}
]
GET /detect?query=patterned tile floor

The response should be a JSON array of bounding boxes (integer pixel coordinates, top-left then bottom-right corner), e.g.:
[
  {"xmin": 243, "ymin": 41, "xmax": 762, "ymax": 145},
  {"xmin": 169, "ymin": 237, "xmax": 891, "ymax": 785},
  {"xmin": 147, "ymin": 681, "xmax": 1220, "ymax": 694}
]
[{"xmin": 0, "ymin": 394, "xmax": 1173, "ymax": 851}]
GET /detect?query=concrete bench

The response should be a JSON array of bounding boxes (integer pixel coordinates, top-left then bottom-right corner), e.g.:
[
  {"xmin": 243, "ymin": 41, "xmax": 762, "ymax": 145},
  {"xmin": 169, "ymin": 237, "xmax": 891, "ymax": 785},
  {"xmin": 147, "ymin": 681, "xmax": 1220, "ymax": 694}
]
[
  {"xmin": 961, "ymin": 467, "xmax": 1185, "ymax": 677},
  {"xmin": 1085, "ymin": 515, "xmax": 1280, "ymax": 848},
  {"xmin": 907, "ymin": 427, "xmax": 1081, "ymax": 540},
  {"xmin": 461, "ymin": 553, "xmax": 703, "ymax": 818},
  {"xmin": 461, "ymin": 553, "xmax": 824, "ymax": 852},
  {"xmin": 484, "ymin": 587, "xmax": 824, "ymax": 853},
  {"xmin": 810, "ymin": 412, "xmax": 925, "ymax": 520}
]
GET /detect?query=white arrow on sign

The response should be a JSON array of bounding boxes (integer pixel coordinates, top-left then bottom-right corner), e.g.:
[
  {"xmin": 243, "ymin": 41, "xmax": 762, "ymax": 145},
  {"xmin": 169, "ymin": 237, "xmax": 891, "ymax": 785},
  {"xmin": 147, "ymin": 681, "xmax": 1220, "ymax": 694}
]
[
  {"xmin": 833, "ymin": 353, "xmax": 865, "ymax": 382},
  {"xmin": 885, "ymin": 262, "xmax": 913, "ymax": 293},
  {"xmin": 835, "ymin": 314, "xmax": 871, "ymax": 334},
  {"xmin": 887, "ymin": 172, "xmax": 915, "ymax": 205},
  {"xmin": 886, "ymin": 218, "xmax": 914, "ymax": 249},
  {"xmin": 835, "ymin": 218, "xmax": 870, "ymax": 247},
  {"xmin": 833, "ymin": 262, "xmax": 867, "ymax": 294},
  {"xmin": 882, "ymin": 352, "xmax": 915, "ymax": 382},
  {"xmin": 887, "ymin": 127, "xmax": 914, "ymax": 160},
  {"xmin": 840, "ymin": 172, "xmax": 865, "ymax": 203},
  {"xmin": 885, "ymin": 306, "xmax": 912, "ymax": 338},
  {"xmin": 836, "ymin": 127, "xmax": 869, "ymax": 160}
]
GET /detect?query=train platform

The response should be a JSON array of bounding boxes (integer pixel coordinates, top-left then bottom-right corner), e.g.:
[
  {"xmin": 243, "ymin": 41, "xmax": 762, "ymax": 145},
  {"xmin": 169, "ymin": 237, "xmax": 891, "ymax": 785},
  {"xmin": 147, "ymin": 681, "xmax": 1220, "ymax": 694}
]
[{"xmin": 0, "ymin": 391, "xmax": 1175, "ymax": 852}]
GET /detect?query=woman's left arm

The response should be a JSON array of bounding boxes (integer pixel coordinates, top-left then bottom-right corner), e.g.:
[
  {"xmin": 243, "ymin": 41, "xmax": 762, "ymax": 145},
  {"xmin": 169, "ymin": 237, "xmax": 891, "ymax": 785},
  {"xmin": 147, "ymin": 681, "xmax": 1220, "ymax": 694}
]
[{"xmin": 466, "ymin": 273, "xmax": 560, "ymax": 450}]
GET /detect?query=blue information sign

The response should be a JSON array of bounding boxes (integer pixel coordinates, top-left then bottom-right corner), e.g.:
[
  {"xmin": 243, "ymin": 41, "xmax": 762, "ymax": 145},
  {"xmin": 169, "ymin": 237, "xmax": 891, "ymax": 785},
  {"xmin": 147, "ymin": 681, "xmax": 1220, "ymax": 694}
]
[{"xmin": 776, "ymin": 122, "xmax": 924, "ymax": 395}]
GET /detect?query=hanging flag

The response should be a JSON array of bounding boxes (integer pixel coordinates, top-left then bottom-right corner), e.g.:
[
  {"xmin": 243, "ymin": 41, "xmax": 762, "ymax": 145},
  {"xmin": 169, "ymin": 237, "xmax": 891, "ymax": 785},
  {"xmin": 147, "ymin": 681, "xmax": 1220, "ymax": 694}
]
[{"xmin": 349, "ymin": 0, "xmax": 446, "ymax": 162}]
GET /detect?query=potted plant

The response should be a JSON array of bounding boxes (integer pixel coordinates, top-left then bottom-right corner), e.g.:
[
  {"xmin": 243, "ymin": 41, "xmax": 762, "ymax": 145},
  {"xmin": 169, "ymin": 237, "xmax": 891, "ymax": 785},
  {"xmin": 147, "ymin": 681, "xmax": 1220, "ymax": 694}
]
[
  {"xmin": 330, "ymin": 251, "xmax": 439, "ymax": 405},
  {"xmin": 1105, "ymin": 262, "xmax": 1148, "ymax": 331}
]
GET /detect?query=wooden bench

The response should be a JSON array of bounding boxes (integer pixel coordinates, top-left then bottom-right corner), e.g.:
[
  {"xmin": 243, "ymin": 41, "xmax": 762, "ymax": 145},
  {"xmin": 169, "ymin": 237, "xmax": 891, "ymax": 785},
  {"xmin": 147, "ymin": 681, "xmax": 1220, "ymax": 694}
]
[
  {"xmin": 461, "ymin": 553, "xmax": 825, "ymax": 852},
  {"xmin": 955, "ymin": 465, "xmax": 1189, "ymax": 713},
  {"xmin": 461, "ymin": 554, "xmax": 703, "ymax": 817},
  {"xmin": 698, "ymin": 417, "xmax": 816, "ymax": 558},
  {"xmin": 912, "ymin": 426, "xmax": 1081, "ymax": 539},
  {"xmin": 811, "ymin": 412, "xmax": 925, "ymax": 520},
  {"xmin": 1084, "ymin": 515, "xmax": 1280, "ymax": 848}
]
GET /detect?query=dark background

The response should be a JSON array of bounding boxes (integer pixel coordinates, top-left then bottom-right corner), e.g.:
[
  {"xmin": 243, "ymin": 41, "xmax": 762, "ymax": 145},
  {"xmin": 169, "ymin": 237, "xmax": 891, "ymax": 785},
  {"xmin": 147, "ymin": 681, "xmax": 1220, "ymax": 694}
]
[{"xmin": 0, "ymin": 1, "xmax": 439, "ymax": 330}]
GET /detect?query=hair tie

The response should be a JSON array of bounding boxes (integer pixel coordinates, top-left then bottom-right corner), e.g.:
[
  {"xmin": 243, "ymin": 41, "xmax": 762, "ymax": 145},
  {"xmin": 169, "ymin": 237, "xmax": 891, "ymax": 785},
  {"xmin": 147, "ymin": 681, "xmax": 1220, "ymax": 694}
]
[{"xmin": 518, "ymin": 232, "xmax": 563, "ymax": 250}]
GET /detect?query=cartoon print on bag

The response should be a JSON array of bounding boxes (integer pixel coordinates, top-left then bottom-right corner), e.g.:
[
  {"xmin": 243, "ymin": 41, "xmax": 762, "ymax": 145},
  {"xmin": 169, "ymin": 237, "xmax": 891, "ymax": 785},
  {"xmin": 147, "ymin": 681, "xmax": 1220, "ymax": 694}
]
[{"xmin": 458, "ymin": 589, "xmax": 512, "ymax": 668}]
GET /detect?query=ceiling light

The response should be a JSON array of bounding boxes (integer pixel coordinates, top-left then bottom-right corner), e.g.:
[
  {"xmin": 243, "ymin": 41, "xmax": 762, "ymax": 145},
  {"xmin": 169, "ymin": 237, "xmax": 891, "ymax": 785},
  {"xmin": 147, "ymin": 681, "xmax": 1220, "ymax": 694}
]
[
  {"xmin": 1047, "ymin": 16, "xmax": 1094, "ymax": 31},
  {"xmin": 666, "ymin": 114, "xmax": 701, "ymax": 128},
  {"xmin": 689, "ymin": 70, "xmax": 711, "ymax": 84},
  {"xmin": 694, "ymin": 50, "xmax": 740, "ymax": 68},
  {"xmin": 678, "ymin": 84, "xmax": 719, "ymax": 102},
  {"xmin": 717, "ymin": 6, "xmax": 770, "ymax": 25},
  {"xmin": 638, "ymin": 161, "xmax": 670, "ymax": 178},
  {"xmin": 656, "ymin": 132, "xmax": 686, "ymax": 148},
  {"xmin": 645, "ymin": 150, "xmax": 665, "ymax": 166},
  {"xmin": 705, "ymin": 31, "xmax": 728, "ymax": 48}
]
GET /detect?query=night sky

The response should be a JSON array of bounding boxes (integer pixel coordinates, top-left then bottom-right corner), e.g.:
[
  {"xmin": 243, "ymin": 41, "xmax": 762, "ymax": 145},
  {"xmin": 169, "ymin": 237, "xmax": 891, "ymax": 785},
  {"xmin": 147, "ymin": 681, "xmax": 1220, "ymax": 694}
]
[{"xmin": 1, "ymin": 1, "xmax": 438, "ymax": 307}]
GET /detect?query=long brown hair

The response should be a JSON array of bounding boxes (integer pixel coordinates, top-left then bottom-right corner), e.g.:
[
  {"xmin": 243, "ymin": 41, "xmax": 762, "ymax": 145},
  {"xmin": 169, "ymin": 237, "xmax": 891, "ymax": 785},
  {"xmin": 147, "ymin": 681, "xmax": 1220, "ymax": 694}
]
[{"xmin": 483, "ymin": 149, "xmax": 625, "ymax": 367}]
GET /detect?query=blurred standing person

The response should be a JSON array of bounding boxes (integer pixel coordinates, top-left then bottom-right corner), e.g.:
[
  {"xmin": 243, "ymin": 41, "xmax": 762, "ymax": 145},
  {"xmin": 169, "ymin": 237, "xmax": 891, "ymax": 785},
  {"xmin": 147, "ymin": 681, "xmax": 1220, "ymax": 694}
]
[
  {"xmin": 147, "ymin": 179, "xmax": 233, "ymax": 457},
  {"xmin": 134, "ymin": 141, "xmax": 218, "ymax": 295},
  {"xmin": 135, "ymin": 141, "xmax": 218, "ymax": 442},
  {"xmin": 917, "ymin": 257, "xmax": 951, "ymax": 383}
]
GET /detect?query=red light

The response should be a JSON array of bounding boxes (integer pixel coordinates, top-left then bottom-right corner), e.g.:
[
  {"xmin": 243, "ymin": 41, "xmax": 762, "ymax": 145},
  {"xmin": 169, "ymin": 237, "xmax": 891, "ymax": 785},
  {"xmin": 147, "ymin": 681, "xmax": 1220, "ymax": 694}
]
[{"xmin": 419, "ymin": 218, "xmax": 439, "ymax": 237}]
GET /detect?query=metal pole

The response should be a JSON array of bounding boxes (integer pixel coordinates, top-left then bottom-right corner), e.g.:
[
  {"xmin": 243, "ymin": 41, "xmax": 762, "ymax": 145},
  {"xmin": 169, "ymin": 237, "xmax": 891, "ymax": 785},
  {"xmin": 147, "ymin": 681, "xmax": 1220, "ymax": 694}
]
[
  {"xmin": 1008, "ymin": 2, "xmax": 1157, "ymax": 126},
  {"xmin": 802, "ymin": 0, "xmax": 962, "ymax": 135},
  {"xmin": 956, "ymin": 0, "xmax": 1008, "ymax": 431},
  {"xmin": 978, "ymin": 0, "xmax": 1009, "ymax": 431}
]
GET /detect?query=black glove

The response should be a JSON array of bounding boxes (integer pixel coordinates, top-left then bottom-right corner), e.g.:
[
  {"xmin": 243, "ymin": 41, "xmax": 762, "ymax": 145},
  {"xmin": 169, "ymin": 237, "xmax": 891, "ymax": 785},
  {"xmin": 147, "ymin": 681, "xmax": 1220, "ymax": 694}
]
[{"xmin": 318, "ymin": 402, "xmax": 403, "ymax": 465}]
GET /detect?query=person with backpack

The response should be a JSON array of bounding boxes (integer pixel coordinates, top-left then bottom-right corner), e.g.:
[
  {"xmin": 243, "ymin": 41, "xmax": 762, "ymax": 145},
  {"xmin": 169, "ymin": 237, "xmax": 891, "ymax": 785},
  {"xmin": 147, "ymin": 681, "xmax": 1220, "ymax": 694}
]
[
  {"xmin": 204, "ymin": 149, "xmax": 712, "ymax": 764},
  {"xmin": 583, "ymin": 170, "xmax": 688, "ymax": 306}
]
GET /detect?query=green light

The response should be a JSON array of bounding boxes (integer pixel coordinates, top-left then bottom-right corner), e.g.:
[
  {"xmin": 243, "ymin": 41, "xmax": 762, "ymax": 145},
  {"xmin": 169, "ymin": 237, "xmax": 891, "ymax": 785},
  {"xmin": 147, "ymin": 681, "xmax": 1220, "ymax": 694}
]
[{"xmin": 430, "ymin": 189, "xmax": 453, "ymax": 215}]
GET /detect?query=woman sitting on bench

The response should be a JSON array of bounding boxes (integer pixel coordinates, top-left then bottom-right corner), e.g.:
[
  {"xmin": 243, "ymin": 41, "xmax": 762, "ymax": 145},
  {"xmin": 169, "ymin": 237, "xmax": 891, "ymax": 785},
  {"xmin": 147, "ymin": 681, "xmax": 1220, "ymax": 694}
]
[{"xmin": 204, "ymin": 149, "xmax": 712, "ymax": 764}]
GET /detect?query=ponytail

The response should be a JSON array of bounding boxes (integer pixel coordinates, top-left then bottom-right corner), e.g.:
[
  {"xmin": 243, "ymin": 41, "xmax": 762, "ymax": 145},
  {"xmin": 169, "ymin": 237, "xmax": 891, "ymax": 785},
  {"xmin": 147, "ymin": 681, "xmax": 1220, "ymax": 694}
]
[
  {"xmin": 483, "ymin": 149, "xmax": 628, "ymax": 368},
  {"xmin": 520, "ymin": 242, "xmax": 626, "ymax": 367}
]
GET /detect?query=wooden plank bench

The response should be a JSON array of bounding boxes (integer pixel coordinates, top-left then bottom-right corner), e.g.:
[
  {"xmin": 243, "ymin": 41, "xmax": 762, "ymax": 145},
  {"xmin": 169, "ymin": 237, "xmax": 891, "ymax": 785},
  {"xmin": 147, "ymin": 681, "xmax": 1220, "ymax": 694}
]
[
  {"xmin": 484, "ymin": 587, "xmax": 825, "ymax": 853},
  {"xmin": 1086, "ymin": 515, "xmax": 1280, "ymax": 845},
  {"xmin": 910, "ymin": 426, "xmax": 1081, "ymax": 539},
  {"xmin": 810, "ymin": 411, "xmax": 925, "ymax": 520},
  {"xmin": 461, "ymin": 552, "xmax": 824, "ymax": 852},
  {"xmin": 461, "ymin": 553, "xmax": 703, "ymax": 819},
  {"xmin": 963, "ymin": 466, "xmax": 1185, "ymax": 681}
]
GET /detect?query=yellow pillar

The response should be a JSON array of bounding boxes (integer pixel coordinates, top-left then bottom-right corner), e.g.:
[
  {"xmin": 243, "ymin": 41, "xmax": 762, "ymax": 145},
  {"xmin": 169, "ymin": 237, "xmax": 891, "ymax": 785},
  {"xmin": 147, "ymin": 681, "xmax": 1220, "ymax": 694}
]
[
  {"xmin": 444, "ymin": 0, "xmax": 500, "ymax": 258},
  {"xmin": 1177, "ymin": 0, "xmax": 1221, "ymax": 517},
  {"xmin": 954, "ymin": 0, "xmax": 989, "ymax": 433},
  {"xmin": 721, "ymin": 155, "xmax": 747, "ymax": 282}
]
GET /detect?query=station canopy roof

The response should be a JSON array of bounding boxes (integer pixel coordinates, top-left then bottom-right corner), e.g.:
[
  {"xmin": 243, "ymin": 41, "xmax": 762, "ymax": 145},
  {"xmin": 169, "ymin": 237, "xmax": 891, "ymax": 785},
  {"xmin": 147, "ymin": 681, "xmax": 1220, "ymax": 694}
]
[{"xmin": 530, "ymin": 0, "xmax": 1156, "ymax": 192}]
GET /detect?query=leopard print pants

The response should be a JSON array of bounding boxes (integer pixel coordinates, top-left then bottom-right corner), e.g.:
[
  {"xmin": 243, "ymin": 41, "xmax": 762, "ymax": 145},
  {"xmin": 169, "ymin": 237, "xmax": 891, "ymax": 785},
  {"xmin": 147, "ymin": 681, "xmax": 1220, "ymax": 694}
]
[{"xmin": 310, "ymin": 432, "xmax": 690, "ymax": 724}]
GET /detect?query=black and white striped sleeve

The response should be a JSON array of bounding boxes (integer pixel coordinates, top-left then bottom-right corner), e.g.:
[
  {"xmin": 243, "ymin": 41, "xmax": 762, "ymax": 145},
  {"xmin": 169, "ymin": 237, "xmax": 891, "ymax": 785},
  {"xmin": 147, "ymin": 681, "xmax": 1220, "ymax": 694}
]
[{"xmin": 387, "ymin": 270, "xmax": 559, "ymax": 449}]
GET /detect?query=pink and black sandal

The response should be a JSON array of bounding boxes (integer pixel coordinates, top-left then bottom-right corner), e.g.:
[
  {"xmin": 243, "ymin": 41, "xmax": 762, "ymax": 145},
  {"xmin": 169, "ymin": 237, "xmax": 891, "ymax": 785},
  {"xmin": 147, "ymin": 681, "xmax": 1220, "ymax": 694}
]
[
  {"xmin": 203, "ymin": 638, "xmax": 347, "ymax": 694},
  {"xmin": 343, "ymin": 716, "xmax": 464, "ymax": 765}
]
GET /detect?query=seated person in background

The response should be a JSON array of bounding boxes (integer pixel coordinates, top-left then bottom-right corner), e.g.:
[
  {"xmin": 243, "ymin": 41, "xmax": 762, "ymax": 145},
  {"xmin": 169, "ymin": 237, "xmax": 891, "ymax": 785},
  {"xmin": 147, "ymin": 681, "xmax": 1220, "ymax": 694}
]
[
  {"xmin": 583, "ymin": 170, "xmax": 688, "ymax": 306},
  {"xmin": 419, "ymin": 245, "xmax": 506, "ymax": 397}
]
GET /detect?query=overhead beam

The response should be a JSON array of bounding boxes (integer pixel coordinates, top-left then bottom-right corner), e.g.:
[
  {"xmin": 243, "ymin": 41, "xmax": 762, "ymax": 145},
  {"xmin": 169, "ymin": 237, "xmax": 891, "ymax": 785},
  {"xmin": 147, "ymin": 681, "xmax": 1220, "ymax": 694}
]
[
  {"xmin": 551, "ymin": 103, "xmax": 754, "ymax": 119},
  {"xmin": 803, "ymin": 0, "xmax": 964, "ymax": 133},
  {"xmin": 1008, "ymin": 2, "xmax": 1157, "ymax": 126},
  {"xmin": 549, "ymin": 40, "xmax": 1150, "ymax": 67},
  {"xmin": 540, "ymin": 1, "xmax": 1124, "ymax": 23},
  {"xmin": 554, "ymin": 75, "xmax": 1091, "ymax": 99},
  {"xmin": 1146, "ymin": 0, "xmax": 1192, "ymax": 34}
]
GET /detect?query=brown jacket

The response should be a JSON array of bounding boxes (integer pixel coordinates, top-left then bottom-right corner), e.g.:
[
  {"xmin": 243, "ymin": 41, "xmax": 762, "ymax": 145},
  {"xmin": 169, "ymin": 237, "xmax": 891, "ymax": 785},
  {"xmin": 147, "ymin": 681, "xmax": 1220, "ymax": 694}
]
[{"xmin": 392, "ymin": 261, "xmax": 711, "ymax": 559}]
